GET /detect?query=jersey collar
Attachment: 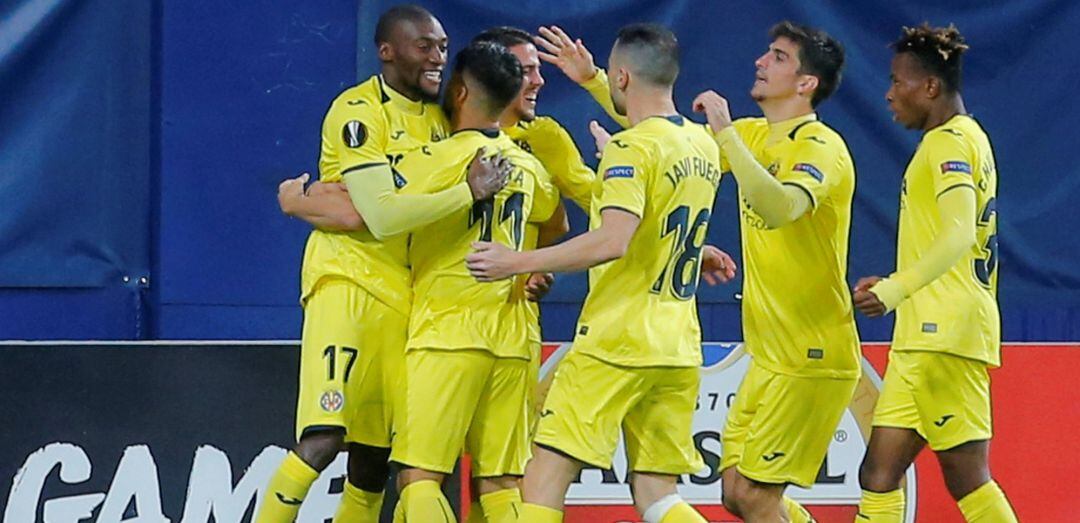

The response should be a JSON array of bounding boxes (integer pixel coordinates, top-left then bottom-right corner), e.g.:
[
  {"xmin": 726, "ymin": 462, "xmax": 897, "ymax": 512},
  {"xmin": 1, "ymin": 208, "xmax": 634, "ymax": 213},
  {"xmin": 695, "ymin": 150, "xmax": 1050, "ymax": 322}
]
[
  {"xmin": 767, "ymin": 112, "xmax": 818, "ymax": 145},
  {"xmin": 378, "ymin": 75, "xmax": 427, "ymax": 116},
  {"xmin": 451, "ymin": 127, "xmax": 502, "ymax": 139}
]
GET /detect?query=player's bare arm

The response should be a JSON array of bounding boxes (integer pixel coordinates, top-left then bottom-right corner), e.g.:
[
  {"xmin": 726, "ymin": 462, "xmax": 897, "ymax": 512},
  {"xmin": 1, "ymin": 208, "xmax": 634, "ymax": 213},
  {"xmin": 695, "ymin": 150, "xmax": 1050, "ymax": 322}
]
[
  {"xmin": 278, "ymin": 173, "xmax": 364, "ymax": 231},
  {"xmin": 467, "ymin": 207, "xmax": 639, "ymax": 281},
  {"xmin": 694, "ymin": 90, "xmax": 812, "ymax": 228}
]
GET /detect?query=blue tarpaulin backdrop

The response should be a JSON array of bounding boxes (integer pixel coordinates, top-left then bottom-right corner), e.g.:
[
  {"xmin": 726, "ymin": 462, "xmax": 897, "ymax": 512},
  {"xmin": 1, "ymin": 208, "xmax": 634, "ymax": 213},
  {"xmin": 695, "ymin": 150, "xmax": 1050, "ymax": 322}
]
[{"xmin": 1, "ymin": 0, "xmax": 1077, "ymax": 341}]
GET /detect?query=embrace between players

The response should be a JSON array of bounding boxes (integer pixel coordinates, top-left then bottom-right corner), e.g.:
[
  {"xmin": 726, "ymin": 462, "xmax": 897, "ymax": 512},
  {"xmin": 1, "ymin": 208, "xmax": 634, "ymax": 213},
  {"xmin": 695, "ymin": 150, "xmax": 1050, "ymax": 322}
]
[{"xmin": 266, "ymin": 5, "xmax": 1014, "ymax": 523}]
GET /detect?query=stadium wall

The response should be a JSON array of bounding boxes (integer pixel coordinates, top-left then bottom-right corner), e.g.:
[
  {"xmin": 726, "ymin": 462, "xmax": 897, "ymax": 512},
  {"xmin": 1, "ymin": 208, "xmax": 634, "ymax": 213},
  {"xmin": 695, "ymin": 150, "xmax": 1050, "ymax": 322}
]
[{"xmin": 0, "ymin": 0, "xmax": 1078, "ymax": 342}]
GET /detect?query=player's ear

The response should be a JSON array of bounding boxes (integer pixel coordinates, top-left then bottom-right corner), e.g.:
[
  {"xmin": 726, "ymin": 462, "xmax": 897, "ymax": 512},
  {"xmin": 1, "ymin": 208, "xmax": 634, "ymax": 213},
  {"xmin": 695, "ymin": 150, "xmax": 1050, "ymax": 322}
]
[
  {"xmin": 925, "ymin": 76, "xmax": 941, "ymax": 99},
  {"xmin": 616, "ymin": 67, "xmax": 630, "ymax": 91},
  {"xmin": 797, "ymin": 74, "xmax": 819, "ymax": 98},
  {"xmin": 377, "ymin": 42, "xmax": 393, "ymax": 62}
]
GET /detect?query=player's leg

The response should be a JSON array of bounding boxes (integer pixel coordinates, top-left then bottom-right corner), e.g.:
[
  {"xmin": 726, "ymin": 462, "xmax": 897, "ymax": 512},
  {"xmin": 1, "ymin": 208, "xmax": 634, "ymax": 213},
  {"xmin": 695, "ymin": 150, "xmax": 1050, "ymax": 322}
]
[
  {"xmin": 390, "ymin": 348, "xmax": 494, "ymax": 523},
  {"xmin": 856, "ymin": 351, "xmax": 927, "ymax": 522},
  {"xmin": 914, "ymin": 353, "xmax": 1017, "ymax": 522},
  {"xmin": 336, "ymin": 299, "xmax": 408, "ymax": 522},
  {"xmin": 624, "ymin": 366, "xmax": 706, "ymax": 523},
  {"xmin": 466, "ymin": 355, "xmax": 532, "ymax": 523},
  {"xmin": 523, "ymin": 351, "xmax": 644, "ymax": 521},
  {"xmin": 257, "ymin": 279, "xmax": 357, "ymax": 523}
]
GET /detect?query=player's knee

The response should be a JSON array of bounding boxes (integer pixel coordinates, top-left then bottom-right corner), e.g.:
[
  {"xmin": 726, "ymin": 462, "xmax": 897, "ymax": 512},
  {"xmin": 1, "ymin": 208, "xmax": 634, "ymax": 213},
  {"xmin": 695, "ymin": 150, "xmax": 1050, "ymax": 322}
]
[
  {"xmin": 858, "ymin": 455, "xmax": 904, "ymax": 493},
  {"xmin": 938, "ymin": 459, "xmax": 990, "ymax": 501},
  {"xmin": 346, "ymin": 443, "xmax": 392, "ymax": 493},
  {"xmin": 294, "ymin": 429, "xmax": 345, "ymax": 471}
]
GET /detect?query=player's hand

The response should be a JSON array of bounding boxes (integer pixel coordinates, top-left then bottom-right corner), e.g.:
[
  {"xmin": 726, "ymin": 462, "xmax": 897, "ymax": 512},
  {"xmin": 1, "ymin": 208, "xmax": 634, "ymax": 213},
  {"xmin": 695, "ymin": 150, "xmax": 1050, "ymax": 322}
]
[
  {"xmin": 853, "ymin": 276, "xmax": 887, "ymax": 317},
  {"xmin": 700, "ymin": 245, "xmax": 737, "ymax": 285},
  {"xmin": 277, "ymin": 173, "xmax": 310, "ymax": 216},
  {"xmin": 589, "ymin": 120, "xmax": 612, "ymax": 159},
  {"xmin": 525, "ymin": 272, "xmax": 555, "ymax": 302},
  {"xmin": 535, "ymin": 26, "xmax": 597, "ymax": 85},
  {"xmin": 306, "ymin": 180, "xmax": 348, "ymax": 196},
  {"xmin": 692, "ymin": 90, "xmax": 734, "ymax": 133},
  {"xmin": 467, "ymin": 147, "xmax": 512, "ymax": 201},
  {"xmin": 466, "ymin": 241, "xmax": 521, "ymax": 282}
]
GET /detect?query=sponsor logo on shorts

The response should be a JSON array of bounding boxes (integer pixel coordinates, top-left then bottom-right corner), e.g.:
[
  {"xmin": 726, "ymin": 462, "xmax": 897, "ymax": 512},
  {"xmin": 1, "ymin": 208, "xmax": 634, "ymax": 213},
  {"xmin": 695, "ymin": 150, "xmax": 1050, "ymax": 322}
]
[
  {"xmin": 933, "ymin": 414, "xmax": 955, "ymax": 427},
  {"xmin": 922, "ymin": 322, "xmax": 938, "ymax": 333},
  {"xmin": 276, "ymin": 492, "xmax": 303, "ymax": 505},
  {"xmin": 940, "ymin": 161, "xmax": 972, "ymax": 175},
  {"xmin": 762, "ymin": 451, "xmax": 786, "ymax": 462},
  {"xmin": 319, "ymin": 390, "xmax": 344, "ymax": 413},
  {"xmin": 807, "ymin": 348, "xmax": 824, "ymax": 359}
]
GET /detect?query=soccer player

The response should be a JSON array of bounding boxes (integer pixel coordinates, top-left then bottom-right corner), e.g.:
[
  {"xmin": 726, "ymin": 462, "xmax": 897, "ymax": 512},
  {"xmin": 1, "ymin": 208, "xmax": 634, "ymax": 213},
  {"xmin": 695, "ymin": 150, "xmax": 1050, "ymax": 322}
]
[
  {"xmin": 259, "ymin": 6, "xmax": 509, "ymax": 523},
  {"xmin": 542, "ymin": 21, "xmax": 858, "ymax": 521},
  {"xmin": 467, "ymin": 24, "xmax": 724, "ymax": 523},
  {"xmin": 387, "ymin": 40, "xmax": 566, "ymax": 523},
  {"xmin": 852, "ymin": 24, "xmax": 1016, "ymax": 522}
]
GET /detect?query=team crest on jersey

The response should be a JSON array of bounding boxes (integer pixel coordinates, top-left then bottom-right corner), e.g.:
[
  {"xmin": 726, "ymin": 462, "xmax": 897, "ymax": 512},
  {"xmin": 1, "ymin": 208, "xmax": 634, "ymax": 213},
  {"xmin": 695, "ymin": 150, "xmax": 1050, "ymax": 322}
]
[
  {"xmin": 342, "ymin": 120, "xmax": 366, "ymax": 148},
  {"xmin": 320, "ymin": 390, "xmax": 344, "ymax": 413},
  {"xmin": 940, "ymin": 161, "xmax": 972, "ymax": 175},
  {"xmin": 604, "ymin": 166, "xmax": 635, "ymax": 179},
  {"xmin": 793, "ymin": 162, "xmax": 824, "ymax": 182}
]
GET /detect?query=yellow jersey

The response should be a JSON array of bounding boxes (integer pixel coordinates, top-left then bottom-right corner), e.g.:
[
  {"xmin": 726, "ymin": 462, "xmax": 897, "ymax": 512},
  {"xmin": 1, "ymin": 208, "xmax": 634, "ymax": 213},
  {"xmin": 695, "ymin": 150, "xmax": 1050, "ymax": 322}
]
[
  {"xmin": 573, "ymin": 115, "xmax": 722, "ymax": 368},
  {"xmin": 404, "ymin": 128, "xmax": 559, "ymax": 359},
  {"xmin": 505, "ymin": 115, "xmax": 596, "ymax": 340},
  {"xmin": 300, "ymin": 75, "xmax": 449, "ymax": 315},
  {"xmin": 729, "ymin": 115, "xmax": 861, "ymax": 379},
  {"xmin": 892, "ymin": 115, "xmax": 1000, "ymax": 366}
]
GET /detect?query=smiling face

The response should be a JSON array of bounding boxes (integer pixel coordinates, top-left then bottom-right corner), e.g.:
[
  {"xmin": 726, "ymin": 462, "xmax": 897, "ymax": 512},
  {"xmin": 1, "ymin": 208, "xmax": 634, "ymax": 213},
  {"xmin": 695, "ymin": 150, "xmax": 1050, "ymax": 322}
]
[
  {"xmin": 750, "ymin": 36, "xmax": 805, "ymax": 103},
  {"xmin": 886, "ymin": 52, "xmax": 935, "ymax": 130},
  {"xmin": 507, "ymin": 42, "xmax": 545, "ymax": 122},
  {"xmin": 381, "ymin": 15, "xmax": 448, "ymax": 101}
]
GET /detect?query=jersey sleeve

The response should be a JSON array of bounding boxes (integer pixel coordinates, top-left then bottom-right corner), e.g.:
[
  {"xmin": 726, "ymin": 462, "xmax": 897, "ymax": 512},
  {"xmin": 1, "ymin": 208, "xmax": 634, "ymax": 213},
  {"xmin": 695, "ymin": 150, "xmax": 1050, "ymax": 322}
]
[
  {"xmin": 580, "ymin": 69, "xmax": 632, "ymax": 129},
  {"xmin": 527, "ymin": 160, "xmax": 560, "ymax": 224},
  {"xmin": 321, "ymin": 97, "xmax": 388, "ymax": 177},
  {"xmin": 717, "ymin": 118, "xmax": 759, "ymax": 173},
  {"xmin": 525, "ymin": 117, "xmax": 596, "ymax": 211},
  {"xmin": 921, "ymin": 128, "xmax": 978, "ymax": 197},
  {"xmin": 595, "ymin": 136, "xmax": 650, "ymax": 218},
  {"xmin": 774, "ymin": 128, "xmax": 843, "ymax": 209}
]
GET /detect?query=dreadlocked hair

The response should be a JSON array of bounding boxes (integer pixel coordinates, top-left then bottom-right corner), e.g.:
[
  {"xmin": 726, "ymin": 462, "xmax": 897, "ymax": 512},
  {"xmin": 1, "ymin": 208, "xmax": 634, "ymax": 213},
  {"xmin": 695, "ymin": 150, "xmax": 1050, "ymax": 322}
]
[{"xmin": 892, "ymin": 23, "xmax": 969, "ymax": 92}]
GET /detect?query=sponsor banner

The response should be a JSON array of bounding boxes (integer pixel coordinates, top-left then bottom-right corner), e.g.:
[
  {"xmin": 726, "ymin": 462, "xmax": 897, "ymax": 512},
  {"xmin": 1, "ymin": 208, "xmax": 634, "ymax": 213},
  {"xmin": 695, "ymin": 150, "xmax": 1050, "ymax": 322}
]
[{"xmin": 1, "ymin": 342, "xmax": 1073, "ymax": 522}]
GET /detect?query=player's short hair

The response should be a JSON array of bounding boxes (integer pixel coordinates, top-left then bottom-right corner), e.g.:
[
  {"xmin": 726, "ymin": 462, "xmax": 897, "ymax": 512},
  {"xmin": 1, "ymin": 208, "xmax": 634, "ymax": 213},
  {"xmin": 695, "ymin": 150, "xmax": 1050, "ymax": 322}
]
[
  {"xmin": 891, "ymin": 23, "xmax": 969, "ymax": 93},
  {"xmin": 453, "ymin": 41, "xmax": 524, "ymax": 116},
  {"xmin": 472, "ymin": 26, "xmax": 533, "ymax": 49},
  {"xmin": 374, "ymin": 4, "xmax": 436, "ymax": 45},
  {"xmin": 769, "ymin": 21, "xmax": 845, "ymax": 108},
  {"xmin": 613, "ymin": 23, "xmax": 680, "ymax": 86}
]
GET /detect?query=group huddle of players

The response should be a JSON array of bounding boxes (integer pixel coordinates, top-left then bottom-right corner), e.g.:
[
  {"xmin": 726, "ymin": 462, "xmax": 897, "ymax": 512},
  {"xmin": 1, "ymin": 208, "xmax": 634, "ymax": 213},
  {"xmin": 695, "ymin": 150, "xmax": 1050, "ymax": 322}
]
[{"xmin": 263, "ymin": 4, "xmax": 1015, "ymax": 523}]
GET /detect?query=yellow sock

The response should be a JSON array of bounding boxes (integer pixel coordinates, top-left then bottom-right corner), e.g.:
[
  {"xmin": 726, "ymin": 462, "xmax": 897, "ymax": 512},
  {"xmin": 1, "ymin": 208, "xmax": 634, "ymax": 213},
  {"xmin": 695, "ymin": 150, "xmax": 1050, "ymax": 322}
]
[
  {"xmin": 856, "ymin": 489, "xmax": 904, "ymax": 522},
  {"xmin": 658, "ymin": 501, "xmax": 706, "ymax": 523},
  {"xmin": 478, "ymin": 488, "xmax": 521, "ymax": 523},
  {"xmin": 464, "ymin": 500, "xmax": 485, "ymax": 523},
  {"xmin": 400, "ymin": 480, "xmax": 456, "ymax": 523},
  {"xmin": 520, "ymin": 502, "xmax": 562, "ymax": 523},
  {"xmin": 781, "ymin": 496, "xmax": 814, "ymax": 523},
  {"xmin": 334, "ymin": 481, "xmax": 384, "ymax": 523},
  {"xmin": 957, "ymin": 480, "xmax": 1018, "ymax": 523},
  {"xmin": 255, "ymin": 452, "xmax": 320, "ymax": 523}
]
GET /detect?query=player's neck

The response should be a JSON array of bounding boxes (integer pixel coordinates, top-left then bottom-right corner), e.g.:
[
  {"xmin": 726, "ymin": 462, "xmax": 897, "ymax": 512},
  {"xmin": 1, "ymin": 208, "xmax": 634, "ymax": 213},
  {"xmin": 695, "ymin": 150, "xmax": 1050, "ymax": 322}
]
[
  {"xmin": 626, "ymin": 86, "xmax": 678, "ymax": 126},
  {"xmin": 498, "ymin": 108, "xmax": 521, "ymax": 128},
  {"xmin": 380, "ymin": 69, "xmax": 423, "ymax": 102},
  {"xmin": 922, "ymin": 94, "xmax": 967, "ymax": 131},
  {"xmin": 758, "ymin": 95, "xmax": 814, "ymax": 124},
  {"xmin": 453, "ymin": 108, "xmax": 501, "ymax": 133}
]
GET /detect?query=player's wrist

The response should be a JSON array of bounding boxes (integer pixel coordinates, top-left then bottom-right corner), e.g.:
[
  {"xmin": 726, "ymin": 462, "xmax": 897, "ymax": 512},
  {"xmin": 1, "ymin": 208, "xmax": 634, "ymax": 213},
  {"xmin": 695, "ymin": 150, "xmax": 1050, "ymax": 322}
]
[{"xmin": 869, "ymin": 277, "xmax": 908, "ymax": 313}]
